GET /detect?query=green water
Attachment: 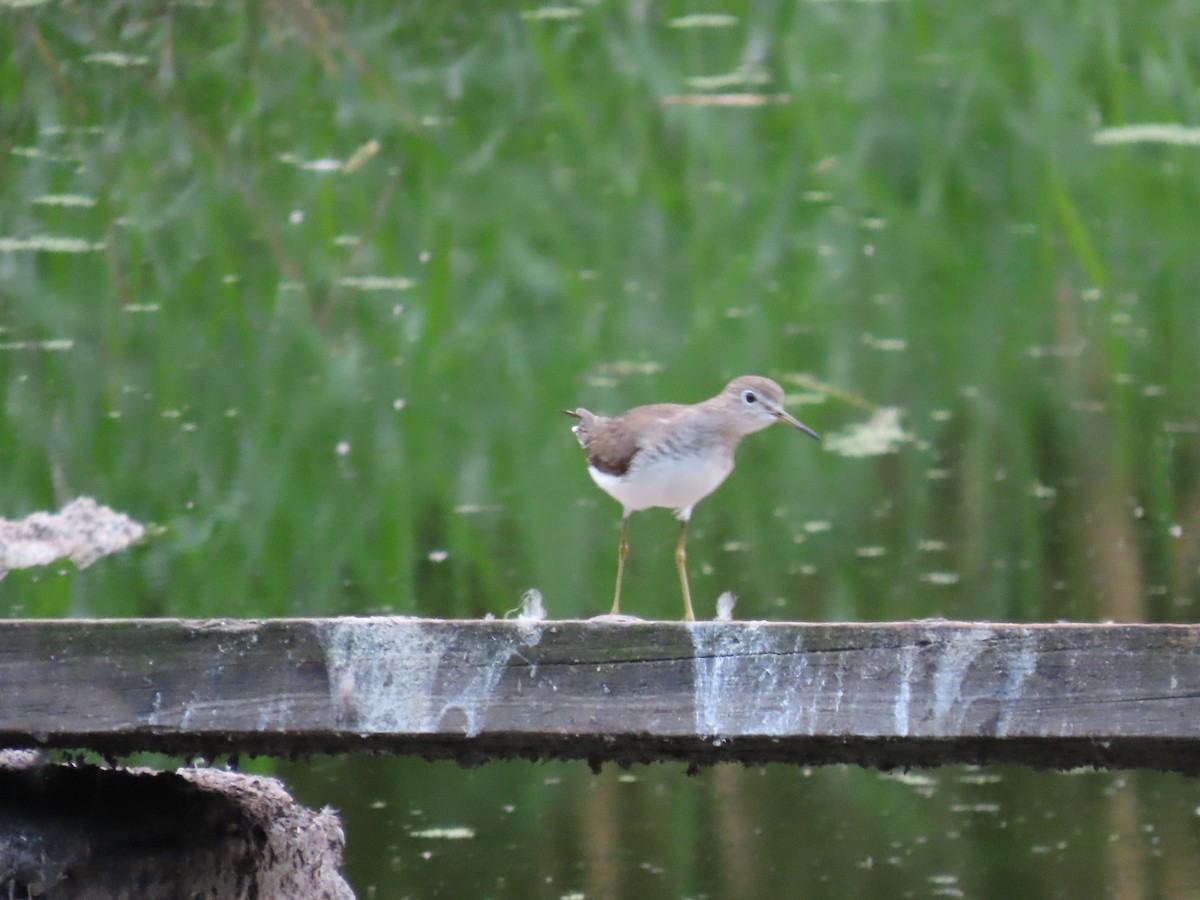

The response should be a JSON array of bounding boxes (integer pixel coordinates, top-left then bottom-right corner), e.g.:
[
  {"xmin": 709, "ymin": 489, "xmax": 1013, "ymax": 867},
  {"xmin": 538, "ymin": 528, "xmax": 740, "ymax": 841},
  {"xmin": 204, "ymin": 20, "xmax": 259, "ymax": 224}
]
[{"xmin": 4, "ymin": 0, "xmax": 1200, "ymax": 896}]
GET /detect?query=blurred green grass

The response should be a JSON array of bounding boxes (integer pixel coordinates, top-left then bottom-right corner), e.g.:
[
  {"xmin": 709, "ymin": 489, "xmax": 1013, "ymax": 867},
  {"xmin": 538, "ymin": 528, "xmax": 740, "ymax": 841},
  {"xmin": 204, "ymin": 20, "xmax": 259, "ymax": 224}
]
[{"xmin": 1, "ymin": 0, "xmax": 1198, "ymax": 625}]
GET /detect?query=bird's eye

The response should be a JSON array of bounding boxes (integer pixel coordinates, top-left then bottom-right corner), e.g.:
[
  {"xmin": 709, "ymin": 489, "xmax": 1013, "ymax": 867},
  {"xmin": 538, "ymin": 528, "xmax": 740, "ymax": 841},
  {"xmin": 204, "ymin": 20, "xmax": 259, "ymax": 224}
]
[{"xmin": 743, "ymin": 390, "xmax": 757, "ymax": 404}]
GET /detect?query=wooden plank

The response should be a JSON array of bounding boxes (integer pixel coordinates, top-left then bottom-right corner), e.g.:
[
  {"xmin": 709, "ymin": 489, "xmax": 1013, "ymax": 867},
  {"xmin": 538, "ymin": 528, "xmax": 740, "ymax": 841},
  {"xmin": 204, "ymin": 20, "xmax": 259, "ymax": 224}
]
[{"xmin": 2, "ymin": 618, "xmax": 1200, "ymax": 772}]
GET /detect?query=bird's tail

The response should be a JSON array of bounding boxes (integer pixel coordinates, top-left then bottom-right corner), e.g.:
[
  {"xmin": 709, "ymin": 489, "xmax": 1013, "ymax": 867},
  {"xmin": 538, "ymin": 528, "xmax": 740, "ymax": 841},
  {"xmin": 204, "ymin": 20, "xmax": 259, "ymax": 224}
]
[{"xmin": 561, "ymin": 408, "xmax": 597, "ymax": 448}]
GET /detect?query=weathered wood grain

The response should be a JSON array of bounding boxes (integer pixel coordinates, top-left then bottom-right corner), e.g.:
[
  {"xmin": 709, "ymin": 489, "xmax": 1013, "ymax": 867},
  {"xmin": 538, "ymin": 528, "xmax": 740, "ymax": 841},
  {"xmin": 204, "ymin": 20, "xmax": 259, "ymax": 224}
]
[{"xmin": 2, "ymin": 618, "xmax": 1199, "ymax": 772}]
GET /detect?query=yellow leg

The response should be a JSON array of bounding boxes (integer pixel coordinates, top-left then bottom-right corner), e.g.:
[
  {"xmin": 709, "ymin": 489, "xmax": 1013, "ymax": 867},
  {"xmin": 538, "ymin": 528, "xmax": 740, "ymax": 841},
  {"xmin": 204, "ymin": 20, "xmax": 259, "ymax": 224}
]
[
  {"xmin": 612, "ymin": 516, "xmax": 629, "ymax": 615},
  {"xmin": 675, "ymin": 518, "xmax": 695, "ymax": 622}
]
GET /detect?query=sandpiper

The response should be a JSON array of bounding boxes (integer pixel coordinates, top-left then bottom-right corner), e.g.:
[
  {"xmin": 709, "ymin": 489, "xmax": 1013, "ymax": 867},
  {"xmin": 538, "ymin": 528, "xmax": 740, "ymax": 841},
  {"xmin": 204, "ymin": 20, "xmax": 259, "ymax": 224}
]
[{"xmin": 564, "ymin": 375, "xmax": 820, "ymax": 621}]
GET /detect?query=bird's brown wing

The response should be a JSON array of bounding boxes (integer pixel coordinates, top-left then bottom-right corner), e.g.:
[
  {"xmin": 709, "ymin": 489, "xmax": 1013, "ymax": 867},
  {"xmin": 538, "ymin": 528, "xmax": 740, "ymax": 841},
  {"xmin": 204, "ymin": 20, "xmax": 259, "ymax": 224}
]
[{"xmin": 581, "ymin": 403, "xmax": 685, "ymax": 477}]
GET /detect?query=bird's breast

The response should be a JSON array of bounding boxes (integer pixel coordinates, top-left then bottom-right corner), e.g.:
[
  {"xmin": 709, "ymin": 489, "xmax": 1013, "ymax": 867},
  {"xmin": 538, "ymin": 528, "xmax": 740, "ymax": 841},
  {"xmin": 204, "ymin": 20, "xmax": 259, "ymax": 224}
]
[{"xmin": 587, "ymin": 448, "xmax": 734, "ymax": 515}]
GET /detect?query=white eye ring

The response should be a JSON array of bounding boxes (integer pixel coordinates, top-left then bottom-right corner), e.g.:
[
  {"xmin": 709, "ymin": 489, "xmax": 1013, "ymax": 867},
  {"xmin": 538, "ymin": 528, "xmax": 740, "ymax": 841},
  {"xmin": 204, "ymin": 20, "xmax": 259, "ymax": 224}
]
[{"xmin": 742, "ymin": 390, "xmax": 758, "ymax": 404}]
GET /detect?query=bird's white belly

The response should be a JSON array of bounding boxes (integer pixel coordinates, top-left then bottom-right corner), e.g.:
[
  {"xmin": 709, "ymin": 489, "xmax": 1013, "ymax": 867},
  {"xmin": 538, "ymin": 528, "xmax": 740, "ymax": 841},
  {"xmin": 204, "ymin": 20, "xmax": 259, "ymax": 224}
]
[{"xmin": 588, "ymin": 453, "xmax": 733, "ymax": 516}]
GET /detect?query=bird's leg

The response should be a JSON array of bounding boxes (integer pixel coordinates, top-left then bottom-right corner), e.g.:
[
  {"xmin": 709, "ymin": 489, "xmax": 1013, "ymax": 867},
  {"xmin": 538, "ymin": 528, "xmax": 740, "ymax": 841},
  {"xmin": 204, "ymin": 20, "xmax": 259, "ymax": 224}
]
[
  {"xmin": 675, "ymin": 518, "xmax": 695, "ymax": 622},
  {"xmin": 612, "ymin": 515, "xmax": 629, "ymax": 615}
]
